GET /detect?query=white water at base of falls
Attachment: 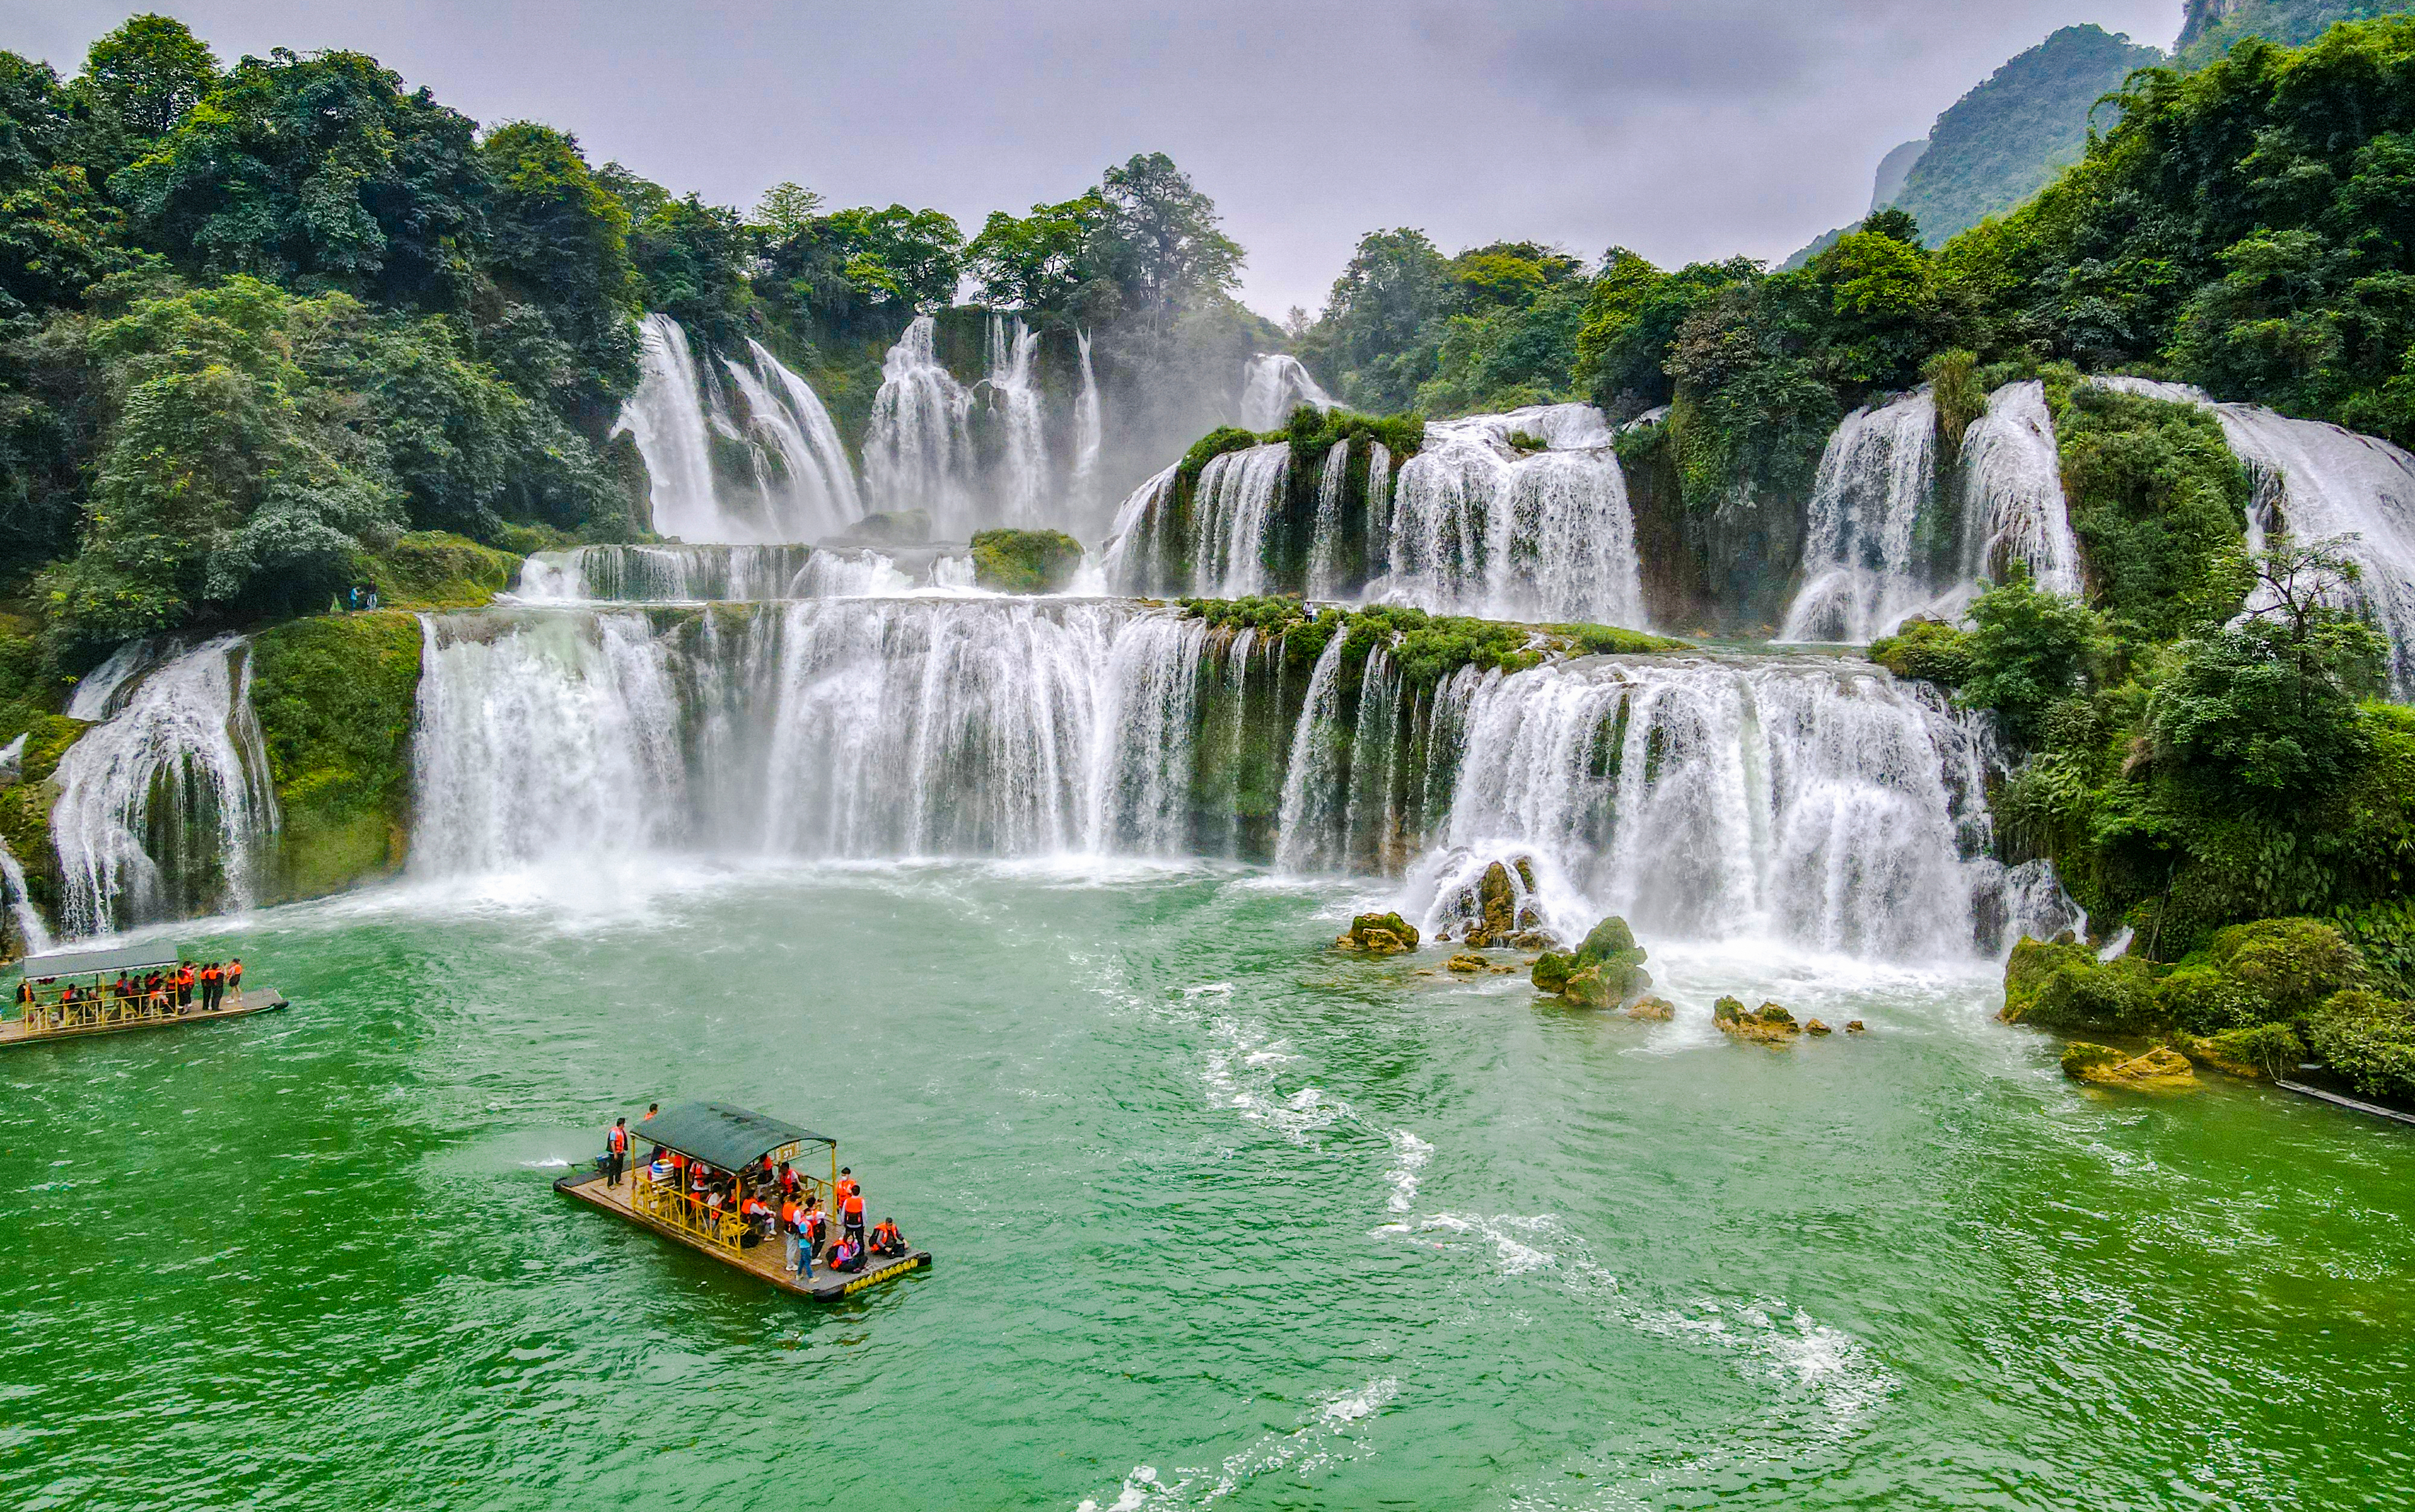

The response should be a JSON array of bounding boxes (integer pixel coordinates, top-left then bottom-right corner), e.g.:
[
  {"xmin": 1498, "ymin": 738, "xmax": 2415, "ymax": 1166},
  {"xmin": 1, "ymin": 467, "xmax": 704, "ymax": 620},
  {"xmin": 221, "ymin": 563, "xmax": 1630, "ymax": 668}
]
[
  {"xmin": 1374, "ymin": 405, "xmax": 1645, "ymax": 628},
  {"xmin": 1239, "ymin": 354, "xmax": 1331, "ymax": 430},
  {"xmin": 865, "ymin": 315, "xmax": 977, "ymax": 536},
  {"xmin": 510, "ymin": 544, "xmax": 985, "ymax": 603},
  {"xmin": 50, "ymin": 637, "xmax": 280, "ymax": 937},
  {"xmin": 1780, "ymin": 391, "xmax": 1940, "ymax": 643}
]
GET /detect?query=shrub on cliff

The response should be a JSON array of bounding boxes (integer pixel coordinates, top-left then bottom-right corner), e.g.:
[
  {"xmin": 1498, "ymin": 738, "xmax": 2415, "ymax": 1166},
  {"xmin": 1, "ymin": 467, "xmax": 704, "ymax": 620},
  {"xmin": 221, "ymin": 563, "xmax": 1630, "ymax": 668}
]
[
  {"xmin": 971, "ymin": 529, "xmax": 1083, "ymax": 594},
  {"xmin": 1870, "ymin": 618, "xmax": 1974, "ymax": 686},
  {"xmin": 2306, "ymin": 989, "xmax": 2415, "ymax": 1102}
]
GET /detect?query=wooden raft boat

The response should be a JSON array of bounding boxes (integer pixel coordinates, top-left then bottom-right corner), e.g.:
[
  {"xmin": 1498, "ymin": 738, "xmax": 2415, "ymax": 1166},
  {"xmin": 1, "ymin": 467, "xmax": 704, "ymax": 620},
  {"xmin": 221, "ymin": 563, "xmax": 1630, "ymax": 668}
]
[
  {"xmin": 3, "ymin": 941, "xmax": 286, "ymax": 1049},
  {"xmin": 557, "ymin": 1099, "xmax": 931, "ymax": 1301}
]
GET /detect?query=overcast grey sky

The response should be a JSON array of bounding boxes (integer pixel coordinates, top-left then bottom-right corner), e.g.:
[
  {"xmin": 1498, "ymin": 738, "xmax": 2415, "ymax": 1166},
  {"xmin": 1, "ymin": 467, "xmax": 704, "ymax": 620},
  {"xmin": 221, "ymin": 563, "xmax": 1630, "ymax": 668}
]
[{"xmin": 16, "ymin": 1, "xmax": 2185, "ymax": 317}]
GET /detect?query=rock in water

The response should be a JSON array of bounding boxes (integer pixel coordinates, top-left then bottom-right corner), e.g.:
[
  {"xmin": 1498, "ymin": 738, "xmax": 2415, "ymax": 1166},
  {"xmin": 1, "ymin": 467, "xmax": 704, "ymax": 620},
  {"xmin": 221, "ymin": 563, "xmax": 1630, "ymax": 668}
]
[
  {"xmin": 2062, "ymin": 1042, "xmax": 2198, "ymax": 1091},
  {"xmin": 1531, "ymin": 951, "xmax": 1576, "ymax": 994},
  {"xmin": 1805, "ymin": 1018, "xmax": 1832, "ymax": 1036},
  {"xmin": 1846, "ymin": 1020, "xmax": 1867, "ymax": 1033},
  {"xmin": 1339, "ymin": 912, "xmax": 1421, "ymax": 954},
  {"xmin": 1477, "ymin": 862, "xmax": 1517, "ymax": 940},
  {"xmin": 1446, "ymin": 953, "xmax": 1488, "ymax": 974},
  {"xmin": 1575, "ymin": 916, "xmax": 1637, "ymax": 964},
  {"xmin": 1625, "ymin": 996, "xmax": 1675, "ymax": 1021},
  {"xmin": 1715, "ymin": 997, "xmax": 1803, "ymax": 1043},
  {"xmin": 1563, "ymin": 965, "xmax": 1614, "ymax": 1009}
]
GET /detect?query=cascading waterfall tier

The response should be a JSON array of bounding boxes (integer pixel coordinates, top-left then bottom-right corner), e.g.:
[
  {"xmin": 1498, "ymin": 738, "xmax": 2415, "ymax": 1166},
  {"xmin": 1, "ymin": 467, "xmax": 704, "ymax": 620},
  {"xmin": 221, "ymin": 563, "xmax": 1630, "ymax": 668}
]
[
  {"xmin": 1392, "ymin": 652, "xmax": 2076, "ymax": 959},
  {"xmin": 510, "ymin": 544, "xmax": 977, "ymax": 602},
  {"xmin": 1373, "ymin": 404, "xmax": 1643, "ymax": 627},
  {"xmin": 1072, "ymin": 329, "xmax": 1103, "ymax": 523},
  {"xmin": 1104, "ymin": 404, "xmax": 1646, "ymax": 629},
  {"xmin": 50, "ymin": 637, "xmax": 280, "ymax": 937},
  {"xmin": 1239, "ymin": 354, "xmax": 1331, "ymax": 430},
  {"xmin": 864, "ymin": 315, "xmax": 978, "ymax": 535},
  {"xmin": 610, "ymin": 314, "xmax": 860, "ymax": 544},
  {"xmin": 1957, "ymin": 380, "xmax": 2081, "ymax": 599},
  {"xmin": 1780, "ymin": 390, "xmax": 1942, "ymax": 642},
  {"xmin": 2096, "ymin": 376, "xmax": 2415, "ymax": 697},
  {"xmin": 985, "ymin": 315, "xmax": 1050, "ymax": 526}
]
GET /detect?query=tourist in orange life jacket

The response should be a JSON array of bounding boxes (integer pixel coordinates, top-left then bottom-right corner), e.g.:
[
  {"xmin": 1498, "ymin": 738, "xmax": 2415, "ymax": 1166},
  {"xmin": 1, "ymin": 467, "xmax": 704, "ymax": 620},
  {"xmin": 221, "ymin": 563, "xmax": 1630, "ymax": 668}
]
[
  {"xmin": 871, "ymin": 1218, "xmax": 906, "ymax": 1257},
  {"xmin": 606, "ymin": 1117, "xmax": 630, "ymax": 1187},
  {"xmin": 803, "ymin": 1195, "xmax": 828, "ymax": 1258},
  {"xmin": 226, "ymin": 957, "xmax": 242, "ymax": 1000},
  {"xmin": 841, "ymin": 1184, "xmax": 866, "ymax": 1248},
  {"xmin": 827, "ymin": 1234, "xmax": 865, "ymax": 1274},
  {"xmin": 776, "ymin": 1161, "xmax": 799, "ymax": 1199},
  {"xmin": 778, "ymin": 1195, "xmax": 804, "ymax": 1274}
]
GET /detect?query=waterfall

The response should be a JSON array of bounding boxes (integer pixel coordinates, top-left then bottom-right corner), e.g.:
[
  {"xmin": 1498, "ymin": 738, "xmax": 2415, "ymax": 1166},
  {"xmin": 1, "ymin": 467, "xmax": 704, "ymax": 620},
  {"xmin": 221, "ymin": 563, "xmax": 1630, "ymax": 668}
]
[
  {"xmin": 985, "ymin": 314, "xmax": 1049, "ymax": 526},
  {"xmin": 51, "ymin": 636, "xmax": 280, "ymax": 937},
  {"xmin": 1958, "ymin": 380, "xmax": 2081, "ymax": 599},
  {"xmin": 1390, "ymin": 652, "xmax": 2015, "ymax": 958},
  {"xmin": 409, "ymin": 600, "xmax": 1217, "ymax": 869},
  {"xmin": 1273, "ymin": 630, "xmax": 1351, "ymax": 872},
  {"xmin": 2093, "ymin": 376, "xmax": 2415, "ymax": 695},
  {"xmin": 0, "ymin": 834, "xmax": 53, "ymax": 955},
  {"xmin": 1375, "ymin": 405, "xmax": 1644, "ymax": 627},
  {"xmin": 1239, "ymin": 354, "xmax": 1332, "ymax": 430},
  {"xmin": 1779, "ymin": 390, "xmax": 1940, "ymax": 642},
  {"xmin": 1364, "ymin": 442, "xmax": 1393, "ymax": 580},
  {"xmin": 1072, "ymin": 328, "xmax": 1103, "ymax": 521},
  {"xmin": 607, "ymin": 315, "xmax": 862, "ymax": 544},
  {"xmin": 612, "ymin": 314, "xmax": 721, "ymax": 542},
  {"xmin": 864, "ymin": 315, "xmax": 977, "ymax": 536},
  {"xmin": 1191, "ymin": 445, "xmax": 1291, "ymax": 598},
  {"xmin": 1305, "ymin": 439, "xmax": 1351, "ymax": 599},
  {"xmin": 1101, "ymin": 465, "xmax": 1179, "ymax": 595},
  {"xmin": 513, "ymin": 544, "xmax": 820, "ymax": 602}
]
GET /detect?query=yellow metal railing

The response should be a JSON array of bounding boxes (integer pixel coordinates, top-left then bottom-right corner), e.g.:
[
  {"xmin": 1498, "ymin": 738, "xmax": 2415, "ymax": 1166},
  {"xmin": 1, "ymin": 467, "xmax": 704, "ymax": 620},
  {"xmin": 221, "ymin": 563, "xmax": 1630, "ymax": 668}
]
[
  {"xmin": 11, "ymin": 990, "xmax": 226, "ymax": 1036},
  {"xmin": 628, "ymin": 1166, "xmax": 837, "ymax": 1260}
]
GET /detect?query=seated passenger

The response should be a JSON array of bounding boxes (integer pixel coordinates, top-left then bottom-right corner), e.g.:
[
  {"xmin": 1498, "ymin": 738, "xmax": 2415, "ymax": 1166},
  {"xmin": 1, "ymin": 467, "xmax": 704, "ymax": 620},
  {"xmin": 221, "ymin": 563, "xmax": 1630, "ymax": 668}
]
[
  {"xmin": 871, "ymin": 1219, "xmax": 907, "ymax": 1256},
  {"xmin": 828, "ymin": 1236, "xmax": 865, "ymax": 1273}
]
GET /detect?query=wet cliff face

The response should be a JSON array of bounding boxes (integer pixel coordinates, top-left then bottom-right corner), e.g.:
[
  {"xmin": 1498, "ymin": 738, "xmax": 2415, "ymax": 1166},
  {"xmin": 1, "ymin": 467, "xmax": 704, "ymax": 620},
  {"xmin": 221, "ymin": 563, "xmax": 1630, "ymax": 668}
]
[
  {"xmin": 1618, "ymin": 430, "xmax": 1720, "ymax": 635},
  {"xmin": 1616, "ymin": 423, "xmax": 1802, "ymax": 637}
]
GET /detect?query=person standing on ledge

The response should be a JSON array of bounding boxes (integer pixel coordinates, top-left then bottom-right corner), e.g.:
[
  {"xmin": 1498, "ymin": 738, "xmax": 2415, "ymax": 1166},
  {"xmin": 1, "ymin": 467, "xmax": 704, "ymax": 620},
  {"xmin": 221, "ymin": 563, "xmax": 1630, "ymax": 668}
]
[
  {"xmin": 226, "ymin": 958, "xmax": 242, "ymax": 1002},
  {"xmin": 606, "ymin": 1117, "xmax": 629, "ymax": 1188}
]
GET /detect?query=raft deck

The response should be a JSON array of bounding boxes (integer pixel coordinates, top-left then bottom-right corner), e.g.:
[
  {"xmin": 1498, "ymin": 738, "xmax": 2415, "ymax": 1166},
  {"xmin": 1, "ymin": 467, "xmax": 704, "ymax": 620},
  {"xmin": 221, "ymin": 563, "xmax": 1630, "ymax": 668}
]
[
  {"xmin": 0, "ymin": 987, "xmax": 287, "ymax": 1048},
  {"xmin": 554, "ymin": 1168, "xmax": 931, "ymax": 1301}
]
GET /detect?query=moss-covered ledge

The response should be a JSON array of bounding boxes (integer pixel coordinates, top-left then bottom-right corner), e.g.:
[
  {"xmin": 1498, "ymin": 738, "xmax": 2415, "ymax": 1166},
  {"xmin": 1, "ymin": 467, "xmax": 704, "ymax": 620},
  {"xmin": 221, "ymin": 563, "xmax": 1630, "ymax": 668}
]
[{"xmin": 248, "ymin": 611, "xmax": 426, "ymax": 902}]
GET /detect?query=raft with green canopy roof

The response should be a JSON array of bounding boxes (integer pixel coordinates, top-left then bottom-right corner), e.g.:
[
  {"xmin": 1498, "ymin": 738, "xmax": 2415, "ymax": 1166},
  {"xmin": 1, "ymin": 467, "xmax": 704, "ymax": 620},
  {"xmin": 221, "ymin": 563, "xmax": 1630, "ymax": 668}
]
[
  {"xmin": 2, "ymin": 942, "xmax": 286, "ymax": 1048},
  {"xmin": 555, "ymin": 1099, "xmax": 932, "ymax": 1301}
]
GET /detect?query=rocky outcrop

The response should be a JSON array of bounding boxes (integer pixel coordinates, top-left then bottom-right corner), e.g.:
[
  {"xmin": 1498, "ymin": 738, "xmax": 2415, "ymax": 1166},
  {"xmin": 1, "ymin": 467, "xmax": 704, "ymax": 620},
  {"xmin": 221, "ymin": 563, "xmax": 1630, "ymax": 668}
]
[
  {"xmin": 1715, "ymin": 997, "xmax": 1802, "ymax": 1043},
  {"xmin": 1532, "ymin": 913, "xmax": 1651, "ymax": 1007},
  {"xmin": 2061, "ymin": 1042, "xmax": 2198, "ymax": 1091},
  {"xmin": 1443, "ymin": 857, "xmax": 1546, "ymax": 947},
  {"xmin": 1445, "ymin": 952, "xmax": 1488, "ymax": 974},
  {"xmin": 1338, "ymin": 911, "xmax": 1420, "ymax": 954},
  {"xmin": 1625, "ymin": 995, "xmax": 1675, "ymax": 1021},
  {"xmin": 1805, "ymin": 1018, "xmax": 1832, "ymax": 1036}
]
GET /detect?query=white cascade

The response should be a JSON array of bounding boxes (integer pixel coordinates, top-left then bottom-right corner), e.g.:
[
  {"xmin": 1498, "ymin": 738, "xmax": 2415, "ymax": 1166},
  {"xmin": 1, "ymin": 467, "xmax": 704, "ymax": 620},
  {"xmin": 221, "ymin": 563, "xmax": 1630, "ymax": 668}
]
[
  {"xmin": 610, "ymin": 314, "xmax": 723, "ymax": 542},
  {"xmin": 50, "ymin": 637, "xmax": 280, "ymax": 937},
  {"xmin": 1305, "ymin": 438, "xmax": 1352, "ymax": 599},
  {"xmin": 1100, "ymin": 465, "xmax": 1179, "ymax": 594},
  {"xmin": 1191, "ymin": 445, "xmax": 1291, "ymax": 598},
  {"xmin": 513, "ymin": 544, "xmax": 820, "ymax": 602},
  {"xmin": 0, "ymin": 835, "xmax": 51, "ymax": 955},
  {"xmin": 985, "ymin": 314, "xmax": 1049, "ymax": 526},
  {"xmin": 1378, "ymin": 651, "xmax": 2073, "ymax": 959},
  {"xmin": 1375, "ymin": 404, "xmax": 1645, "ymax": 627},
  {"xmin": 408, "ymin": 601, "xmax": 1215, "ymax": 870},
  {"xmin": 1364, "ymin": 441, "xmax": 1393, "ymax": 584},
  {"xmin": 1240, "ymin": 354, "xmax": 1332, "ymax": 430},
  {"xmin": 1273, "ymin": 630, "xmax": 1351, "ymax": 872},
  {"xmin": 864, "ymin": 315, "xmax": 977, "ymax": 537},
  {"xmin": 732, "ymin": 338, "xmax": 861, "ymax": 535},
  {"xmin": 1072, "ymin": 328, "xmax": 1104, "ymax": 522},
  {"xmin": 1957, "ymin": 380, "xmax": 2082, "ymax": 599},
  {"xmin": 1779, "ymin": 390, "xmax": 1940, "ymax": 642}
]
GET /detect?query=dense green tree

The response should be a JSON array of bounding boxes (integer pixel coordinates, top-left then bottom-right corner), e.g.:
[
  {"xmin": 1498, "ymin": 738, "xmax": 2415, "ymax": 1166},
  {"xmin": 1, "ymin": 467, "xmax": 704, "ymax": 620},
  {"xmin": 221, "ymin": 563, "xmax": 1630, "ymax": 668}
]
[
  {"xmin": 754, "ymin": 200, "xmax": 962, "ymax": 338},
  {"xmin": 112, "ymin": 48, "xmax": 488, "ymax": 311},
  {"xmin": 1093, "ymin": 152, "xmax": 1242, "ymax": 337},
  {"xmin": 1300, "ymin": 227, "xmax": 1450, "ymax": 412},
  {"xmin": 1573, "ymin": 250, "xmax": 1758, "ymax": 418},
  {"xmin": 964, "ymin": 192, "xmax": 1105, "ymax": 314},
  {"xmin": 478, "ymin": 122, "xmax": 636, "ymax": 427},
  {"xmin": 1958, "ymin": 567, "xmax": 2111, "ymax": 742}
]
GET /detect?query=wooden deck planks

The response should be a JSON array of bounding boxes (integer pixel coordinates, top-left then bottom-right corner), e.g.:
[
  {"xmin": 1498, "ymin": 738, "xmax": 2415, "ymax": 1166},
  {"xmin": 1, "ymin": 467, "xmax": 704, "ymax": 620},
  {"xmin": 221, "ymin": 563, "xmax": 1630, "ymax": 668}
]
[
  {"xmin": 555, "ymin": 1169, "xmax": 930, "ymax": 1301},
  {"xmin": 0, "ymin": 989, "xmax": 287, "ymax": 1048}
]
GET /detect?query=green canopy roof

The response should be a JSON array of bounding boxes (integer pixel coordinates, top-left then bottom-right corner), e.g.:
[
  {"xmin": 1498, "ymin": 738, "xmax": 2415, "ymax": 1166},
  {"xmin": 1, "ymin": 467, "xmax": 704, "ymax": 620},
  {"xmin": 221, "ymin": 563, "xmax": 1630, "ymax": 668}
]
[
  {"xmin": 630, "ymin": 1100, "xmax": 833, "ymax": 1170},
  {"xmin": 16, "ymin": 942, "xmax": 186, "ymax": 980}
]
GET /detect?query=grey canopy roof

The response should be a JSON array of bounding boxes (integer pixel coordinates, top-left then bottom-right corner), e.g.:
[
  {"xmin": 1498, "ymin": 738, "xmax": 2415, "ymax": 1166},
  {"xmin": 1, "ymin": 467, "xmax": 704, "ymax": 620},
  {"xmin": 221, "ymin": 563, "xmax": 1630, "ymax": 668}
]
[
  {"xmin": 16, "ymin": 942, "xmax": 186, "ymax": 979},
  {"xmin": 631, "ymin": 1100, "xmax": 834, "ymax": 1170}
]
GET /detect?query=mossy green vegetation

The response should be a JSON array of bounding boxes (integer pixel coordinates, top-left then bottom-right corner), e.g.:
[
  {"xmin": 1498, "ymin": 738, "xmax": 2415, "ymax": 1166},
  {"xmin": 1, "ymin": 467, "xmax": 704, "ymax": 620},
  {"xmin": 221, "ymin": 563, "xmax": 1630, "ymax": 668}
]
[
  {"xmin": 1869, "ymin": 617, "xmax": 1977, "ymax": 685},
  {"xmin": 246, "ymin": 611, "xmax": 424, "ymax": 901},
  {"xmin": 354, "ymin": 532, "xmax": 523, "ymax": 610},
  {"xmin": 970, "ymin": 529, "xmax": 1084, "ymax": 594}
]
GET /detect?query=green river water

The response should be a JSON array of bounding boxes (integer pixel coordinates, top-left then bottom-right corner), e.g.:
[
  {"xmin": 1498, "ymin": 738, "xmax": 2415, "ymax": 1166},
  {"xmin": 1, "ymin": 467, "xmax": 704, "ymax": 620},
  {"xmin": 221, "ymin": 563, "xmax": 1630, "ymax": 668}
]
[{"xmin": 2, "ymin": 859, "xmax": 2411, "ymax": 1510}]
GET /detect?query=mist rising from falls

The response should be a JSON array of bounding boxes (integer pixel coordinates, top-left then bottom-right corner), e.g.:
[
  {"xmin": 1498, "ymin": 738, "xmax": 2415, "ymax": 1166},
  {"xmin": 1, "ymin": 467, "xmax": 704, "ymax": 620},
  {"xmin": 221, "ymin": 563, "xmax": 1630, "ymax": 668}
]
[
  {"xmin": 610, "ymin": 314, "xmax": 860, "ymax": 544},
  {"xmin": 1240, "ymin": 354, "xmax": 1331, "ymax": 430},
  {"xmin": 865, "ymin": 315, "xmax": 977, "ymax": 535},
  {"xmin": 51, "ymin": 637, "xmax": 279, "ymax": 937}
]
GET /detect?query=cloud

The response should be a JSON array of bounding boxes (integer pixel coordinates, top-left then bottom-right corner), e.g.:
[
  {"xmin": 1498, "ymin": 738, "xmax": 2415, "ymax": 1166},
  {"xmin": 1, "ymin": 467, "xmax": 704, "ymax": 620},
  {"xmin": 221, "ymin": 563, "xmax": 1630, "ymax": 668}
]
[{"xmin": 25, "ymin": 0, "xmax": 2186, "ymax": 314}]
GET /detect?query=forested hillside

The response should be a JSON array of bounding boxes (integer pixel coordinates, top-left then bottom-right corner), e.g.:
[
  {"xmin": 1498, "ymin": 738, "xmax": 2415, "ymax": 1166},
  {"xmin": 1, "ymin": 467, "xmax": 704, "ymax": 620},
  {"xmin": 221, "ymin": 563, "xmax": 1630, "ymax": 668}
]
[
  {"xmin": 2176, "ymin": 0, "xmax": 2415, "ymax": 65},
  {"xmin": 0, "ymin": 16, "xmax": 1267, "ymax": 681}
]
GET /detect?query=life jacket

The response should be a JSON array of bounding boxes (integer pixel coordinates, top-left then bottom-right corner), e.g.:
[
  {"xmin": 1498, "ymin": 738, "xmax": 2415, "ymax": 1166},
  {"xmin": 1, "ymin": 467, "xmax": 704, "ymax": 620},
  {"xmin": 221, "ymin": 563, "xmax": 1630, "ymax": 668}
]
[
  {"xmin": 842, "ymin": 1192, "xmax": 864, "ymax": 1220},
  {"xmin": 609, "ymin": 1125, "xmax": 629, "ymax": 1153},
  {"xmin": 779, "ymin": 1201, "xmax": 799, "ymax": 1229}
]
